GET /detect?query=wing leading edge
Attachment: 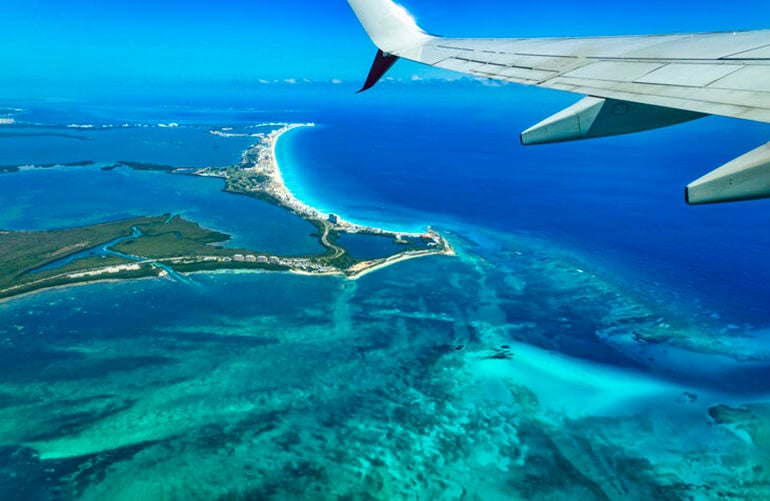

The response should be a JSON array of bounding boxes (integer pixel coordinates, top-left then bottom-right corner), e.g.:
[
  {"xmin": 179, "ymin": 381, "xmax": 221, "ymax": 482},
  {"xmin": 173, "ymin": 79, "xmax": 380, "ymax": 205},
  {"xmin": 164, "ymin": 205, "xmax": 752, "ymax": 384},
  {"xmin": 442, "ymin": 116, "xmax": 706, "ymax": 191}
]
[{"xmin": 347, "ymin": 0, "xmax": 770, "ymax": 205}]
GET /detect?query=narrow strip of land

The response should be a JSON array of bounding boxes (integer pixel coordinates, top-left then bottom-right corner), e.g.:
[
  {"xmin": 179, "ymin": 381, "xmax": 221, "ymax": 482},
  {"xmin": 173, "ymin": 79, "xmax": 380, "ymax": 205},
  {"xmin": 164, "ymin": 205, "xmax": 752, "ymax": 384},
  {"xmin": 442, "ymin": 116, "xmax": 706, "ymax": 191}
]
[
  {"xmin": 196, "ymin": 123, "xmax": 455, "ymax": 273},
  {"xmin": 0, "ymin": 123, "xmax": 454, "ymax": 300}
]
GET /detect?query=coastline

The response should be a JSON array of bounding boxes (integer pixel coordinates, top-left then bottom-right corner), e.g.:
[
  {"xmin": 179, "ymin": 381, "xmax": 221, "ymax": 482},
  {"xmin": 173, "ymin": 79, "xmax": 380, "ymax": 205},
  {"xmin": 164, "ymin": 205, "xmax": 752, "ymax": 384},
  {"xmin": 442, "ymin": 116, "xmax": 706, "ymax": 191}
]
[
  {"xmin": 195, "ymin": 122, "xmax": 455, "ymax": 279},
  {"xmin": 0, "ymin": 122, "xmax": 455, "ymax": 302},
  {"xmin": 267, "ymin": 124, "xmax": 454, "ymax": 241},
  {"xmin": 273, "ymin": 125, "xmax": 425, "ymax": 234},
  {"xmin": 265, "ymin": 123, "xmax": 417, "ymax": 234},
  {"xmin": 0, "ymin": 274, "xmax": 163, "ymax": 306}
]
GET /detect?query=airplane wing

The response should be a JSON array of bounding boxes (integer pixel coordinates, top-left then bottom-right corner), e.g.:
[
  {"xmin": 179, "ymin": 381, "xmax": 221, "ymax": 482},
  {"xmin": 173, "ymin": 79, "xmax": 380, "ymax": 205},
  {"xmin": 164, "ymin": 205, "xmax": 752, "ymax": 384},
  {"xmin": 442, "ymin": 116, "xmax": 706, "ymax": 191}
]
[{"xmin": 347, "ymin": 0, "xmax": 770, "ymax": 205}]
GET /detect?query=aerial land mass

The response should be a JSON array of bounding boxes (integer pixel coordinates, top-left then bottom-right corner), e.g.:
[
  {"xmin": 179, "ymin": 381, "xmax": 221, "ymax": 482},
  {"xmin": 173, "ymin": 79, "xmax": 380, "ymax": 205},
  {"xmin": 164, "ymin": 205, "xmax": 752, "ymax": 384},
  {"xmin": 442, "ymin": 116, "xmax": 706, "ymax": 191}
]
[
  {"xmin": 0, "ymin": 123, "xmax": 454, "ymax": 300},
  {"xmin": 0, "ymin": 216, "xmax": 164, "ymax": 300},
  {"xmin": 0, "ymin": 160, "xmax": 95, "ymax": 173}
]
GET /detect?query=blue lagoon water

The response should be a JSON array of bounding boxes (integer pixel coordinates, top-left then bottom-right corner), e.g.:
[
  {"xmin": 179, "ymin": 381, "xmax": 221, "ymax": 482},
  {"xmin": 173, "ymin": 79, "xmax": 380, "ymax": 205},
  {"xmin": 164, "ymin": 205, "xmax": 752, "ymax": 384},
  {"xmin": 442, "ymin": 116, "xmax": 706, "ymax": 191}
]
[
  {"xmin": 2, "ymin": 87, "xmax": 770, "ymax": 499},
  {"xmin": 336, "ymin": 232, "xmax": 408, "ymax": 260},
  {"xmin": 0, "ymin": 127, "xmax": 322, "ymax": 254}
]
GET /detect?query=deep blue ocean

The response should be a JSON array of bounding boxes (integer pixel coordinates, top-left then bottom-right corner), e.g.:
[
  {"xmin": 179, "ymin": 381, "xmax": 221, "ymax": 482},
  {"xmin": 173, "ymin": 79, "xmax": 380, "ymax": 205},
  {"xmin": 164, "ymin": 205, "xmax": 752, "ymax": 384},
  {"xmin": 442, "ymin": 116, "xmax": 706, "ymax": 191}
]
[
  {"xmin": 2, "ymin": 83, "xmax": 770, "ymax": 499},
  {"xmin": 280, "ymin": 84, "xmax": 770, "ymax": 325}
]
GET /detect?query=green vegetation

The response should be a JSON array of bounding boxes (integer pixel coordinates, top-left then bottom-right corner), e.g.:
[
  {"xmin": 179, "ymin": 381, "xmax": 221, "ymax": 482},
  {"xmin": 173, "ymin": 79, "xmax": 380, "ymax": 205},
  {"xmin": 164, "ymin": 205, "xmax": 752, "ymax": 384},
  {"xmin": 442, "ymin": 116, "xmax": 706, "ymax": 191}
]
[
  {"xmin": 39, "ymin": 160, "xmax": 95, "ymax": 168},
  {"xmin": 0, "ymin": 261, "xmax": 158, "ymax": 299},
  {"xmin": 0, "ymin": 160, "xmax": 95, "ymax": 174},
  {"xmin": 114, "ymin": 216, "xmax": 235, "ymax": 259},
  {"xmin": 115, "ymin": 161, "xmax": 177, "ymax": 172},
  {"xmin": 0, "ymin": 216, "xmax": 162, "ymax": 288},
  {"xmin": 323, "ymin": 251, "xmax": 358, "ymax": 270},
  {"xmin": 222, "ymin": 168, "xmax": 279, "ymax": 206},
  {"xmin": 0, "ymin": 214, "xmax": 273, "ymax": 300},
  {"xmin": 0, "ymin": 216, "xmax": 167, "ymax": 299},
  {"xmin": 0, "ymin": 214, "xmax": 320, "ymax": 300},
  {"xmin": 0, "ymin": 141, "xmax": 452, "ymax": 299}
]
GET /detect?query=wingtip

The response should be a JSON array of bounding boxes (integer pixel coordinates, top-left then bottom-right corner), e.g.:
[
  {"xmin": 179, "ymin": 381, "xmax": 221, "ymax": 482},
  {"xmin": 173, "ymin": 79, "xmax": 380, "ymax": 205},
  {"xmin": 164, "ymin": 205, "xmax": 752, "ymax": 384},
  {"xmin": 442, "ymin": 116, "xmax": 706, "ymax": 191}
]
[
  {"xmin": 356, "ymin": 82, "xmax": 375, "ymax": 94},
  {"xmin": 358, "ymin": 50, "xmax": 399, "ymax": 94},
  {"xmin": 348, "ymin": 0, "xmax": 430, "ymax": 54},
  {"xmin": 356, "ymin": 83, "xmax": 374, "ymax": 94}
]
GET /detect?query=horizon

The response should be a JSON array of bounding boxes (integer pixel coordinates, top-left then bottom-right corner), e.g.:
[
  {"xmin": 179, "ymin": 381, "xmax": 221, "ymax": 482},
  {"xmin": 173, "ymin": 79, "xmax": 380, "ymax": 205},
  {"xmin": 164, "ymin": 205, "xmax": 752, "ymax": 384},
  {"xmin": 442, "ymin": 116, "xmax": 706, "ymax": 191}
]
[
  {"xmin": 5, "ymin": 3, "xmax": 770, "ymax": 496},
  {"xmin": 3, "ymin": 0, "xmax": 770, "ymax": 98}
]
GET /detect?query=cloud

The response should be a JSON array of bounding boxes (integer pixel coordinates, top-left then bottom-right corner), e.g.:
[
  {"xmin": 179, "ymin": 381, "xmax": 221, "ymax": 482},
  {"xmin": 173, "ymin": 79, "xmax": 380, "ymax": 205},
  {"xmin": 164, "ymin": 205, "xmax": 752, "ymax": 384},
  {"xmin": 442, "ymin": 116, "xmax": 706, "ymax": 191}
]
[{"xmin": 479, "ymin": 78, "xmax": 508, "ymax": 87}]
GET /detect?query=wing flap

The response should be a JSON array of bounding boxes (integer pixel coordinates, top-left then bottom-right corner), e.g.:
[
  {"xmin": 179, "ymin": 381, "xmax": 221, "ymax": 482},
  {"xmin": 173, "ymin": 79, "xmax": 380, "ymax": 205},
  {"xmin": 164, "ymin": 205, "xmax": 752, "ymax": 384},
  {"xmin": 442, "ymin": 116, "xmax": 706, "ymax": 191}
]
[
  {"xmin": 546, "ymin": 76, "xmax": 770, "ymax": 117},
  {"xmin": 348, "ymin": 0, "xmax": 770, "ymax": 124},
  {"xmin": 727, "ymin": 45, "xmax": 770, "ymax": 59},
  {"xmin": 634, "ymin": 63, "xmax": 742, "ymax": 87},
  {"xmin": 493, "ymin": 66, "xmax": 558, "ymax": 82},
  {"xmin": 563, "ymin": 77, "xmax": 770, "ymax": 106},
  {"xmin": 711, "ymin": 66, "xmax": 770, "ymax": 91},
  {"xmin": 562, "ymin": 61, "xmax": 665, "ymax": 82}
]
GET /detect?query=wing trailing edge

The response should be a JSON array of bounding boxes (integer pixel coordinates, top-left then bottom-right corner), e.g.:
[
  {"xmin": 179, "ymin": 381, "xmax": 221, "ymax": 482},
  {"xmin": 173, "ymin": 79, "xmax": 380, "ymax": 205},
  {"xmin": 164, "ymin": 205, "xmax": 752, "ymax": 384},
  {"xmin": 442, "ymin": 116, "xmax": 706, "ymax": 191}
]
[{"xmin": 347, "ymin": 0, "xmax": 770, "ymax": 204}]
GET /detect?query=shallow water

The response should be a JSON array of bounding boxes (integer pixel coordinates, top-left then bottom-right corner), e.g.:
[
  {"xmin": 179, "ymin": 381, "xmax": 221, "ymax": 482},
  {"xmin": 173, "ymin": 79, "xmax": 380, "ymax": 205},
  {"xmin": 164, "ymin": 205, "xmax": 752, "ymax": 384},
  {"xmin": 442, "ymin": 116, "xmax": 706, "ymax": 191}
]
[
  {"xmin": 336, "ymin": 232, "xmax": 407, "ymax": 259},
  {"xmin": 0, "ymin": 228, "xmax": 768, "ymax": 499},
  {"xmin": 2, "ymin": 93, "xmax": 770, "ymax": 498},
  {"xmin": 0, "ymin": 163, "xmax": 323, "ymax": 255}
]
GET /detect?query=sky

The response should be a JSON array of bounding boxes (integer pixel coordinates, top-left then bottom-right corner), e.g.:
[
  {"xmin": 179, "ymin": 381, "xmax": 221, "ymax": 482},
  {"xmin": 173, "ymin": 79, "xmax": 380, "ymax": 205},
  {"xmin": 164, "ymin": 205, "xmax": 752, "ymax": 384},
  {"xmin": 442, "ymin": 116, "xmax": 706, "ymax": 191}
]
[{"xmin": 2, "ymin": 0, "xmax": 770, "ymax": 96}]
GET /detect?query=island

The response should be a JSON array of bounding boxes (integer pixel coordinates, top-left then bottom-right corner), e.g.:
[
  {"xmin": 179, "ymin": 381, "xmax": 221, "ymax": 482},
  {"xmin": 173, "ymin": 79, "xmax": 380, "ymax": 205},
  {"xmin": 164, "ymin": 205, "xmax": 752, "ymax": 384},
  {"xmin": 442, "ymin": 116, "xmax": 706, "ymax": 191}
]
[{"xmin": 0, "ymin": 123, "xmax": 454, "ymax": 300}]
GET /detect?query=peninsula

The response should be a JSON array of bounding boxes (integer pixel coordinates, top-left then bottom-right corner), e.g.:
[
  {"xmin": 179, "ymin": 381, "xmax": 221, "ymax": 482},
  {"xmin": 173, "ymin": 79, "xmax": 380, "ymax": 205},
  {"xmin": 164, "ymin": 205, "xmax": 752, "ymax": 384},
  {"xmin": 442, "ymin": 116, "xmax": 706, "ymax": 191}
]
[{"xmin": 0, "ymin": 123, "xmax": 454, "ymax": 300}]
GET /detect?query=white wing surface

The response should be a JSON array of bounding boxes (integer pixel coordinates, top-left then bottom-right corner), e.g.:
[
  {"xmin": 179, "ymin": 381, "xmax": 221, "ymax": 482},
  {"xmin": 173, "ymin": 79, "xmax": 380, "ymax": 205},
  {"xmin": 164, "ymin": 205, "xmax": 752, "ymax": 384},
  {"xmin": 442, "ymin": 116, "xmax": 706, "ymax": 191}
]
[{"xmin": 348, "ymin": 0, "xmax": 770, "ymax": 204}]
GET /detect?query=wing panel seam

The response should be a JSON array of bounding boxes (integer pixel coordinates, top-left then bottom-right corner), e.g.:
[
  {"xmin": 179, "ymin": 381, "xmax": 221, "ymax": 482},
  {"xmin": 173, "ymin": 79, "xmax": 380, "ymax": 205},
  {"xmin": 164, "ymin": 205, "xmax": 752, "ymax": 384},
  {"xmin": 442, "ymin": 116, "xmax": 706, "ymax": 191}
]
[{"xmin": 721, "ymin": 42, "xmax": 770, "ymax": 59}]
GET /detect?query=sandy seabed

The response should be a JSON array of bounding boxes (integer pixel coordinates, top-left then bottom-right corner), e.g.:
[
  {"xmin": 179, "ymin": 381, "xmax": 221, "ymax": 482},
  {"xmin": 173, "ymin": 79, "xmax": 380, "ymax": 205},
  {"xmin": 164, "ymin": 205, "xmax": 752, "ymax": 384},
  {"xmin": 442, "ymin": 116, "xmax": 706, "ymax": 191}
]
[{"xmin": 1, "ymin": 225, "xmax": 768, "ymax": 500}]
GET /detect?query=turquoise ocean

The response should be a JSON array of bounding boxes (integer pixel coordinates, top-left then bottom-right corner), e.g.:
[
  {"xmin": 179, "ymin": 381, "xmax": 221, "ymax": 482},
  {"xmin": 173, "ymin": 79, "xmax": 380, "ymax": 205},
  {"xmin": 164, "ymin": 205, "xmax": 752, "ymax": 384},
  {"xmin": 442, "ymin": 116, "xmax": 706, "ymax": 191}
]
[{"xmin": 2, "ymin": 83, "xmax": 770, "ymax": 499}]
